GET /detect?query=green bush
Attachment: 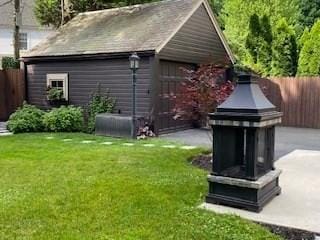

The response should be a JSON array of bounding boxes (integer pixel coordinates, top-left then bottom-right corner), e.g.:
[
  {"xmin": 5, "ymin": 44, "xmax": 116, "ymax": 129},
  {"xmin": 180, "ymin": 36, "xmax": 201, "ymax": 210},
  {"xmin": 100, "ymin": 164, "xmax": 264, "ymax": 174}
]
[
  {"xmin": 297, "ymin": 20, "xmax": 320, "ymax": 76},
  {"xmin": 2, "ymin": 57, "xmax": 20, "ymax": 70},
  {"xmin": 7, "ymin": 103, "xmax": 45, "ymax": 133},
  {"xmin": 43, "ymin": 106, "xmax": 84, "ymax": 132},
  {"xmin": 86, "ymin": 85, "xmax": 115, "ymax": 133}
]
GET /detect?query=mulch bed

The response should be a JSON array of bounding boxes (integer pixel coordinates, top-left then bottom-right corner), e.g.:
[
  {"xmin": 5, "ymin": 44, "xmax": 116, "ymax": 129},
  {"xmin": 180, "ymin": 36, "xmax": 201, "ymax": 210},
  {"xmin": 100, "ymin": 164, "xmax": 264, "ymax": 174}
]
[{"xmin": 191, "ymin": 153, "xmax": 320, "ymax": 240}]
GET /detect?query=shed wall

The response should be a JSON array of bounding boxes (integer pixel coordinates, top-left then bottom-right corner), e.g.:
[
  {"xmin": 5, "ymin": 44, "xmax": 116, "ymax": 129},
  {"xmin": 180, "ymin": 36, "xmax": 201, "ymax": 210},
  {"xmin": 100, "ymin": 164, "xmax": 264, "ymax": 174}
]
[
  {"xmin": 159, "ymin": 4, "xmax": 228, "ymax": 64},
  {"xmin": 26, "ymin": 57, "xmax": 152, "ymax": 116}
]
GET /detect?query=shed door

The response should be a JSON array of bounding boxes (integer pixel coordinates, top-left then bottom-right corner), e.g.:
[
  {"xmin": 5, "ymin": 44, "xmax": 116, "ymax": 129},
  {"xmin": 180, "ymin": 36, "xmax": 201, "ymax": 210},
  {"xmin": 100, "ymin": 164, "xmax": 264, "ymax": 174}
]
[{"xmin": 158, "ymin": 61, "xmax": 195, "ymax": 133}]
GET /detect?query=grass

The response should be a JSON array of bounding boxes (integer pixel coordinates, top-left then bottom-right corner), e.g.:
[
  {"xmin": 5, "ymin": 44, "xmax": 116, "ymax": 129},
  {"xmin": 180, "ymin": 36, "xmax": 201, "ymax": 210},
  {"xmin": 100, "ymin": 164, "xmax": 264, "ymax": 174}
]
[{"xmin": 0, "ymin": 133, "xmax": 280, "ymax": 239}]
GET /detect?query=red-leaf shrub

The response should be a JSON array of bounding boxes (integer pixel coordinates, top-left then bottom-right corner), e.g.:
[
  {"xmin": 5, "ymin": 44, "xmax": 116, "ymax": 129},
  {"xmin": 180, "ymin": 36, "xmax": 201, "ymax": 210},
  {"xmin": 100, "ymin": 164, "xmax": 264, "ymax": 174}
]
[{"xmin": 172, "ymin": 64, "xmax": 234, "ymax": 124}]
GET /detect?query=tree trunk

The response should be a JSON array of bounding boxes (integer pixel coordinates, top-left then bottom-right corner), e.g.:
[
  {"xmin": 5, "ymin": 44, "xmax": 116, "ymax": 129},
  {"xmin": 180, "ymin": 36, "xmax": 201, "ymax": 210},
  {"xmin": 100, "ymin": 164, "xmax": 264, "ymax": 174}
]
[{"xmin": 13, "ymin": 0, "xmax": 20, "ymax": 60}]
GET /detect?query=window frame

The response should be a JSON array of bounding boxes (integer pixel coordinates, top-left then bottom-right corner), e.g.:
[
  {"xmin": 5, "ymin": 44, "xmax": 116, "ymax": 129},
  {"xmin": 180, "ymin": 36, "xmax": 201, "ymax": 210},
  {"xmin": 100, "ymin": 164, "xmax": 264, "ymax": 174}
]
[
  {"xmin": 46, "ymin": 74, "xmax": 69, "ymax": 100},
  {"xmin": 19, "ymin": 32, "xmax": 28, "ymax": 50}
]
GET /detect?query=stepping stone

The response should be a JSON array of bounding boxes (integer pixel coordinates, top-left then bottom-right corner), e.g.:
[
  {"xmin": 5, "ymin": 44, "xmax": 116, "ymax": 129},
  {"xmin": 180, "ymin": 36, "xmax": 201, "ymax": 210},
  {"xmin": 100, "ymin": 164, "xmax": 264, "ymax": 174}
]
[
  {"xmin": 0, "ymin": 132, "xmax": 13, "ymax": 137},
  {"xmin": 81, "ymin": 140, "xmax": 95, "ymax": 144},
  {"xmin": 180, "ymin": 146, "xmax": 197, "ymax": 150},
  {"xmin": 162, "ymin": 145, "xmax": 176, "ymax": 149},
  {"xmin": 101, "ymin": 142, "xmax": 113, "ymax": 145},
  {"xmin": 123, "ymin": 143, "xmax": 134, "ymax": 146},
  {"xmin": 45, "ymin": 136, "xmax": 54, "ymax": 139},
  {"xmin": 62, "ymin": 139, "xmax": 72, "ymax": 142},
  {"xmin": 143, "ymin": 144, "xmax": 155, "ymax": 147}
]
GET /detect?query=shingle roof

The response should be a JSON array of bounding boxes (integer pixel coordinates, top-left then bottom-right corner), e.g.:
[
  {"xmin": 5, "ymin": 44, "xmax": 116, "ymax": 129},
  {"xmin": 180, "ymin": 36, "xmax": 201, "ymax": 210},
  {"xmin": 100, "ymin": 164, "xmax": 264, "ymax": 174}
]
[
  {"xmin": 23, "ymin": 0, "xmax": 204, "ymax": 57},
  {"xmin": 0, "ymin": 0, "xmax": 40, "ymax": 28}
]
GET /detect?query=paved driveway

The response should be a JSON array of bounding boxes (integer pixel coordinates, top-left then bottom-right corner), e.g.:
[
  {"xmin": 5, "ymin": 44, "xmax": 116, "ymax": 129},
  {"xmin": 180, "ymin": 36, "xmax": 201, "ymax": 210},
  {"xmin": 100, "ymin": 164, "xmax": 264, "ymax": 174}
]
[{"xmin": 161, "ymin": 127, "xmax": 320, "ymax": 159}]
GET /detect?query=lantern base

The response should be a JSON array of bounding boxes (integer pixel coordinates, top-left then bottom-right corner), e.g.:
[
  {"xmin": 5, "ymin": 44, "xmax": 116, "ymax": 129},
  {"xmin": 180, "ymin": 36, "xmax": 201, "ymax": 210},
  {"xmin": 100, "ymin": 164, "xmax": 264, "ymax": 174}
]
[{"xmin": 206, "ymin": 170, "xmax": 281, "ymax": 212}]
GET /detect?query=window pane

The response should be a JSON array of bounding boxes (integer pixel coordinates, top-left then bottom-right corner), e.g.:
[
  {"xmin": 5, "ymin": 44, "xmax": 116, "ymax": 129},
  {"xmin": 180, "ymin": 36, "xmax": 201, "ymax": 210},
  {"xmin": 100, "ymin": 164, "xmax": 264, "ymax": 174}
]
[
  {"xmin": 51, "ymin": 81, "xmax": 57, "ymax": 87},
  {"xmin": 57, "ymin": 81, "xmax": 63, "ymax": 88},
  {"xmin": 19, "ymin": 33, "xmax": 28, "ymax": 50}
]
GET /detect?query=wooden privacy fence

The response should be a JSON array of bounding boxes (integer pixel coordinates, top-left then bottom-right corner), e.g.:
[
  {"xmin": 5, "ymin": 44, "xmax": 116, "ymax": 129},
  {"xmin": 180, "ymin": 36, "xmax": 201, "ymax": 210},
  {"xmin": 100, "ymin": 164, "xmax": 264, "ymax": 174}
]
[
  {"xmin": 0, "ymin": 69, "xmax": 25, "ymax": 121},
  {"xmin": 259, "ymin": 77, "xmax": 320, "ymax": 129}
]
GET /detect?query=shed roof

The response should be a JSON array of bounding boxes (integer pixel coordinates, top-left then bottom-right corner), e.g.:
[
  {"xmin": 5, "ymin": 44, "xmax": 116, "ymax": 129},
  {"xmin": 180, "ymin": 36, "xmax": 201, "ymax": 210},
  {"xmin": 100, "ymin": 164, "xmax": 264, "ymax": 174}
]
[{"xmin": 23, "ymin": 0, "xmax": 234, "ymax": 62}]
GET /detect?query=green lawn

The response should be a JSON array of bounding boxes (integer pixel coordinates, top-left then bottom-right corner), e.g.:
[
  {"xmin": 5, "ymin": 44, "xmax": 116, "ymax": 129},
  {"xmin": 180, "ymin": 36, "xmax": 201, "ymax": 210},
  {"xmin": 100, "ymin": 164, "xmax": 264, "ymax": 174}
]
[{"xmin": 0, "ymin": 133, "xmax": 280, "ymax": 239}]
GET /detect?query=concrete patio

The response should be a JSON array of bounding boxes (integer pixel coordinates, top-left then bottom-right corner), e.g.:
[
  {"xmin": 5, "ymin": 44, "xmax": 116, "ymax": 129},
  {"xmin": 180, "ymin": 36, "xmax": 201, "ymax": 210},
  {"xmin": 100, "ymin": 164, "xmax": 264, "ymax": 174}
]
[
  {"xmin": 162, "ymin": 127, "xmax": 320, "ymax": 234},
  {"xmin": 161, "ymin": 127, "xmax": 320, "ymax": 159}
]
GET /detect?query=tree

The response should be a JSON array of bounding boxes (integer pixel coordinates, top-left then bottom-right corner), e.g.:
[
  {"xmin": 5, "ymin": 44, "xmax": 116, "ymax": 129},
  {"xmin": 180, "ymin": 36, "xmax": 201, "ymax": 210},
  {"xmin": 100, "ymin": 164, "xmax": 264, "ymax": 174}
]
[
  {"xmin": 245, "ymin": 14, "xmax": 272, "ymax": 75},
  {"xmin": 271, "ymin": 18, "xmax": 297, "ymax": 76},
  {"xmin": 297, "ymin": 20, "xmax": 320, "ymax": 76},
  {"xmin": 172, "ymin": 64, "xmax": 234, "ymax": 125},
  {"xmin": 35, "ymin": 0, "xmax": 155, "ymax": 28},
  {"xmin": 298, "ymin": 0, "xmax": 320, "ymax": 29},
  {"xmin": 221, "ymin": 0, "xmax": 299, "ymax": 63}
]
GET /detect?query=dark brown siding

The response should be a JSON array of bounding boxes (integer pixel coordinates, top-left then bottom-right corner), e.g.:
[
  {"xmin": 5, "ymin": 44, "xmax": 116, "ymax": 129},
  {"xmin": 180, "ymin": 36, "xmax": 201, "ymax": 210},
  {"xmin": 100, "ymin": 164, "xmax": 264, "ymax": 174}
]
[
  {"xmin": 159, "ymin": 4, "xmax": 229, "ymax": 64},
  {"xmin": 26, "ymin": 57, "xmax": 152, "ymax": 116},
  {"xmin": 158, "ymin": 60, "xmax": 195, "ymax": 133}
]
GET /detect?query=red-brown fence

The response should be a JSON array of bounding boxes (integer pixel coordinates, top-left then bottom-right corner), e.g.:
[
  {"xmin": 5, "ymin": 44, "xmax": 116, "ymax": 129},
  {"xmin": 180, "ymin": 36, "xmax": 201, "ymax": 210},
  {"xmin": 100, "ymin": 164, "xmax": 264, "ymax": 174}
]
[
  {"xmin": 260, "ymin": 77, "xmax": 320, "ymax": 129},
  {"xmin": 0, "ymin": 69, "xmax": 25, "ymax": 121}
]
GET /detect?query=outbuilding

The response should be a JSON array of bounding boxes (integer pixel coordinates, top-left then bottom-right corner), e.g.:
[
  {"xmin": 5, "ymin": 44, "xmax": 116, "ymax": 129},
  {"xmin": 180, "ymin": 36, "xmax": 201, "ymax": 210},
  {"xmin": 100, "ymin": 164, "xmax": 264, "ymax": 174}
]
[{"xmin": 22, "ymin": 0, "xmax": 235, "ymax": 134}]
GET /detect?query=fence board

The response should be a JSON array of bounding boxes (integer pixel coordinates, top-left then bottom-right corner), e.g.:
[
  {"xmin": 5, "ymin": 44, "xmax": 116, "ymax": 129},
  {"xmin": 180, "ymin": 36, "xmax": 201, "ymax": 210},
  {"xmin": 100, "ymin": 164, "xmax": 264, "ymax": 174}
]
[
  {"xmin": 260, "ymin": 77, "xmax": 320, "ymax": 129},
  {"xmin": 0, "ymin": 69, "xmax": 25, "ymax": 121}
]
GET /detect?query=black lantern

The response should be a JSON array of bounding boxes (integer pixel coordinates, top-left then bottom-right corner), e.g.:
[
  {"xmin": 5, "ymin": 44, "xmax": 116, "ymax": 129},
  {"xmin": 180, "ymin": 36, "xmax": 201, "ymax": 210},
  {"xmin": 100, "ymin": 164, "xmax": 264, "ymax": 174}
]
[
  {"xmin": 206, "ymin": 73, "xmax": 283, "ymax": 212},
  {"xmin": 129, "ymin": 52, "xmax": 140, "ymax": 70},
  {"xmin": 129, "ymin": 52, "xmax": 140, "ymax": 139}
]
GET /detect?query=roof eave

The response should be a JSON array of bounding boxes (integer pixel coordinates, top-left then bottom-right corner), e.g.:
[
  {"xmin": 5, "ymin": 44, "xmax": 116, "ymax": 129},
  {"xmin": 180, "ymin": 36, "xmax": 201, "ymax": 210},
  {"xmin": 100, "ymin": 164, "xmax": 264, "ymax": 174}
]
[
  {"xmin": 22, "ymin": 50, "xmax": 156, "ymax": 63},
  {"xmin": 202, "ymin": 0, "xmax": 236, "ymax": 64}
]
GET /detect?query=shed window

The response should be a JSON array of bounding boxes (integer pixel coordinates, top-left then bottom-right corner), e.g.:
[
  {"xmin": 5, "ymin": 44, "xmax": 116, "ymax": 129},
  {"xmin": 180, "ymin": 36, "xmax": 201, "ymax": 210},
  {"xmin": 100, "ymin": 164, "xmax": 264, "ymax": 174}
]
[
  {"xmin": 47, "ymin": 74, "xmax": 69, "ymax": 100},
  {"xmin": 19, "ymin": 33, "xmax": 28, "ymax": 50}
]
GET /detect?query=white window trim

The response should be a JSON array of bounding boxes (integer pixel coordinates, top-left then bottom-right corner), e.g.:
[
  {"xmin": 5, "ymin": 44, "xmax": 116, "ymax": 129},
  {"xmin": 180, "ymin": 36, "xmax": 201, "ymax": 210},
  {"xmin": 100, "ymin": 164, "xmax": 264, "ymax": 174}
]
[
  {"xmin": 46, "ymin": 73, "xmax": 69, "ymax": 100},
  {"xmin": 19, "ymin": 32, "xmax": 28, "ymax": 50}
]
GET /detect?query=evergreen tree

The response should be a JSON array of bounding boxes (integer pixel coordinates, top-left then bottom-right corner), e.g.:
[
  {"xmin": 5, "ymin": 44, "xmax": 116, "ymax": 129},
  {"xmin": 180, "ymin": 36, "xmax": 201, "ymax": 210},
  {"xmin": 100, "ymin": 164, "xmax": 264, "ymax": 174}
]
[
  {"xmin": 221, "ymin": 0, "xmax": 299, "ymax": 63},
  {"xmin": 298, "ymin": 0, "xmax": 320, "ymax": 29},
  {"xmin": 245, "ymin": 14, "xmax": 272, "ymax": 75},
  {"xmin": 271, "ymin": 18, "xmax": 298, "ymax": 76},
  {"xmin": 297, "ymin": 20, "xmax": 320, "ymax": 76}
]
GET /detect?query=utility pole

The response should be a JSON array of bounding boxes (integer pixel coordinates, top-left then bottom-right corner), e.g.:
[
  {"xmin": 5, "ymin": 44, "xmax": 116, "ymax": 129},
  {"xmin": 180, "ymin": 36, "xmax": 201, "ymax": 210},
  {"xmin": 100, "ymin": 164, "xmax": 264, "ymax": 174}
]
[
  {"xmin": 61, "ymin": 0, "xmax": 64, "ymax": 26},
  {"xmin": 13, "ymin": 0, "xmax": 20, "ymax": 60}
]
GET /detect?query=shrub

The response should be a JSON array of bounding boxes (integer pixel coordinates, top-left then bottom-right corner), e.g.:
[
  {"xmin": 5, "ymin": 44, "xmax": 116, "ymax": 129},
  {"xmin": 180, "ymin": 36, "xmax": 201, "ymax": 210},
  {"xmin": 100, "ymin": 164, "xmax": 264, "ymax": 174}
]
[
  {"xmin": 86, "ymin": 84, "xmax": 115, "ymax": 133},
  {"xmin": 172, "ymin": 64, "xmax": 234, "ymax": 126},
  {"xmin": 46, "ymin": 87, "xmax": 64, "ymax": 101},
  {"xmin": 2, "ymin": 57, "xmax": 20, "ymax": 70},
  {"xmin": 7, "ymin": 103, "xmax": 45, "ymax": 133},
  {"xmin": 43, "ymin": 106, "xmax": 84, "ymax": 132}
]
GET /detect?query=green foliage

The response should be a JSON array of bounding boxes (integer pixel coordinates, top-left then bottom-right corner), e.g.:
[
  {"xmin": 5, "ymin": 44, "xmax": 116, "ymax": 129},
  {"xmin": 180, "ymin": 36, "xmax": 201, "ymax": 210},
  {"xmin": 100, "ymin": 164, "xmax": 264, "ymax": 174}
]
[
  {"xmin": 87, "ymin": 85, "xmax": 115, "ymax": 133},
  {"xmin": 35, "ymin": 0, "xmax": 156, "ymax": 28},
  {"xmin": 245, "ymin": 14, "xmax": 272, "ymax": 75},
  {"xmin": 34, "ymin": 0, "xmax": 61, "ymax": 28},
  {"xmin": 271, "ymin": 18, "xmax": 298, "ymax": 76},
  {"xmin": 43, "ymin": 106, "xmax": 84, "ymax": 132},
  {"xmin": 297, "ymin": 20, "xmax": 320, "ymax": 76},
  {"xmin": 7, "ymin": 103, "xmax": 45, "ymax": 133},
  {"xmin": 1, "ymin": 57, "xmax": 19, "ymax": 70},
  {"xmin": 298, "ymin": 0, "xmax": 320, "ymax": 29},
  {"xmin": 46, "ymin": 87, "xmax": 64, "ymax": 101},
  {"xmin": 298, "ymin": 27, "xmax": 311, "ymax": 51},
  {"xmin": 221, "ymin": 0, "xmax": 299, "ymax": 63}
]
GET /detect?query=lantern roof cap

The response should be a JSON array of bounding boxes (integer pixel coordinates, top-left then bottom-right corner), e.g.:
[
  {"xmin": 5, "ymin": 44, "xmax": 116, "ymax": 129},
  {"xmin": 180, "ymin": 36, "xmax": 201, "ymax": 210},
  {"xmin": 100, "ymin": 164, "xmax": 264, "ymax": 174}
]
[{"xmin": 217, "ymin": 73, "xmax": 276, "ymax": 114}]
